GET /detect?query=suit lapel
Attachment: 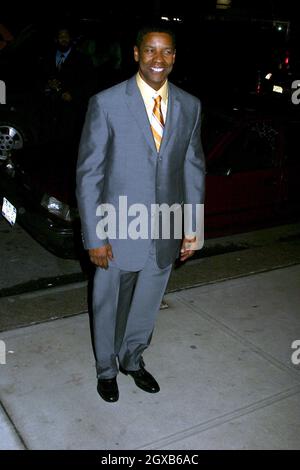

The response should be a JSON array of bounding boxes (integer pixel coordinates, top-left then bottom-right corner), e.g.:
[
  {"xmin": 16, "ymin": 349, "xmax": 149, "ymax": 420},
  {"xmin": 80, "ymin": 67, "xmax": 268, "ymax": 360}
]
[
  {"xmin": 159, "ymin": 83, "xmax": 180, "ymax": 155},
  {"xmin": 125, "ymin": 76, "xmax": 157, "ymax": 153}
]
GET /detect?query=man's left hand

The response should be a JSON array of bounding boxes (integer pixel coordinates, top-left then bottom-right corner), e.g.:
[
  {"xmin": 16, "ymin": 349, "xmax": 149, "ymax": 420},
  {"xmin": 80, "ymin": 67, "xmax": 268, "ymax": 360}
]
[
  {"xmin": 62, "ymin": 91, "xmax": 72, "ymax": 102},
  {"xmin": 180, "ymin": 236, "xmax": 196, "ymax": 262}
]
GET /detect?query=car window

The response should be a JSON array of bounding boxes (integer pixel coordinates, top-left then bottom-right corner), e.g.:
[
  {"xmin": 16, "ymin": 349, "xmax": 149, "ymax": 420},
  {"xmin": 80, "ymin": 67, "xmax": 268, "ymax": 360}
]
[
  {"xmin": 209, "ymin": 121, "xmax": 278, "ymax": 174},
  {"xmin": 201, "ymin": 113, "xmax": 233, "ymax": 154}
]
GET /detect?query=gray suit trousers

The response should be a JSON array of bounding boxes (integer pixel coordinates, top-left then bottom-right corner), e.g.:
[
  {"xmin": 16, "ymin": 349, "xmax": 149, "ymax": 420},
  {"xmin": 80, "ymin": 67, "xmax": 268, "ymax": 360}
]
[{"xmin": 92, "ymin": 242, "xmax": 172, "ymax": 379}]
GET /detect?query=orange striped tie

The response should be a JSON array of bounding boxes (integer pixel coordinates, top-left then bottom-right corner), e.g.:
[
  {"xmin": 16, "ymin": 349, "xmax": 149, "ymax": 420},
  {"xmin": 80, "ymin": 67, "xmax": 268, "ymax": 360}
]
[{"xmin": 151, "ymin": 95, "xmax": 164, "ymax": 151}]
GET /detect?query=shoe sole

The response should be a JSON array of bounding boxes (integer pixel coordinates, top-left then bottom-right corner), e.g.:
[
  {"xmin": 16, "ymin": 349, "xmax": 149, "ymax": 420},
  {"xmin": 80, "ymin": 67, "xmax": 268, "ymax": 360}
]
[{"xmin": 97, "ymin": 390, "xmax": 119, "ymax": 402}]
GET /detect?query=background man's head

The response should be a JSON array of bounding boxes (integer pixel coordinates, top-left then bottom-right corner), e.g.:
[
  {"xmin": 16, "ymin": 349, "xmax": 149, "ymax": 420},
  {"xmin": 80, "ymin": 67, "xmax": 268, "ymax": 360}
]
[
  {"xmin": 55, "ymin": 27, "xmax": 72, "ymax": 52},
  {"xmin": 134, "ymin": 25, "xmax": 176, "ymax": 91}
]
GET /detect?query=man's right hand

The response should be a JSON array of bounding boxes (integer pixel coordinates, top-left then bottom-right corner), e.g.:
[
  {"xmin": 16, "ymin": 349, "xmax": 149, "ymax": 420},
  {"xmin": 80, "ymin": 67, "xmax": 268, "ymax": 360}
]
[
  {"xmin": 88, "ymin": 244, "xmax": 114, "ymax": 269},
  {"xmin": 47, "ymin": 78, "xmax": 61, "ymax": 92}
]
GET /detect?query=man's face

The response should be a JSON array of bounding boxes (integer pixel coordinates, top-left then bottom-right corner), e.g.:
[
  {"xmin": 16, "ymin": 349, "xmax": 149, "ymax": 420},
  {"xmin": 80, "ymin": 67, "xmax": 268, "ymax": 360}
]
[
  {"xmin": 134, "ymin": 32, "xmax": 176, "ymax": 90},
  {"xmin": 56, "ymin": 29, "xmax": 72, "ymax": 52}
]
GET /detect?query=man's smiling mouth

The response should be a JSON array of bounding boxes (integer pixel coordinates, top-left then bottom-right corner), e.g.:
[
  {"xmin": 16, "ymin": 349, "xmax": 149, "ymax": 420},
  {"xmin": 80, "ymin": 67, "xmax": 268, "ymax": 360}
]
[{"xmin": 150, "ymin": 67, "xmax": 164, "ymax": 72}]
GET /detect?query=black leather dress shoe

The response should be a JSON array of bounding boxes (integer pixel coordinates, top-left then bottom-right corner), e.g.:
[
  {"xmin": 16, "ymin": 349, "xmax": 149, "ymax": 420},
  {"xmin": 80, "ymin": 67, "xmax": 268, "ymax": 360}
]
[
  {"xmin": 97, "ymin": 377, "xmax": 119, "ymax": 402},
  {"xmin": 119, "ymin": 365, "xmax": 160, "ymax": 393}
]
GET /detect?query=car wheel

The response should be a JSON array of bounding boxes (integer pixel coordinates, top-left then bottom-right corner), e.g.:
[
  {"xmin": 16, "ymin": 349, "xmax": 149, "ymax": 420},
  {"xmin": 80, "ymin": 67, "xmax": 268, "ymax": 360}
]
[
  {"xmin": 0, "ymin": 123, "xmax": 24, "ymax": 161},
  {"xmin": 0, "ymin": 115, "xmax": 38, "ymax": 160}
]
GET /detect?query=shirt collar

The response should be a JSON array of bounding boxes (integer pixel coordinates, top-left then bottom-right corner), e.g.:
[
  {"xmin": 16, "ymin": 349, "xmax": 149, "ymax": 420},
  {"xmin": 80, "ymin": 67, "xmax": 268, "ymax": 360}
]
[
  {"xmin": 56, "ymin": 48, "xmax": 71, "ymax": 60},
  {"xmin": 136, "ymin": 72, "xmax": 168, "ymax": 105}
]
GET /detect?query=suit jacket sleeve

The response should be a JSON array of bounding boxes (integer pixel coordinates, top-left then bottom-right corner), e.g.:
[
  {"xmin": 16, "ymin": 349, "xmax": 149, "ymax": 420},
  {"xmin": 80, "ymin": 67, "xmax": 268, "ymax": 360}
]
[
  {"xmin": 183, "ymin": 100, "xmax": 206, "ymax": 249},
  {"xmin": 76, "ymin": 95, "xmax": 110, "ymax": 249}
]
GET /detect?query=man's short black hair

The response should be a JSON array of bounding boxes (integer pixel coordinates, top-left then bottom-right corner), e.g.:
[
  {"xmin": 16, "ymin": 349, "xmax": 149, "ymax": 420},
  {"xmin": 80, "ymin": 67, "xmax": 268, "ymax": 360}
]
[
  {"xmin": 136, "ymin": 24, "xmax": 176, "ymax": 49},
  {"xmin": 54, "ymin": 23, "xmax": 74, "ymax": 38}
]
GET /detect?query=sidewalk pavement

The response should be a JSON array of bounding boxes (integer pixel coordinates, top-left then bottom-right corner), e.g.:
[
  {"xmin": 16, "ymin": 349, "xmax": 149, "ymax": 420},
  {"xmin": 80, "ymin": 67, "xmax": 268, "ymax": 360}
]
[{"xmin": 0, "ymin": 264, "xmax": 300, "ymax": 450}]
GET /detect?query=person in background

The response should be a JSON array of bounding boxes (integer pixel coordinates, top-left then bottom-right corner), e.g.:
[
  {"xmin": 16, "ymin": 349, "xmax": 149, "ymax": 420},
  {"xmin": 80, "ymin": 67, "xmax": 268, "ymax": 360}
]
[{"xmin": 40, "ymin": 25, "xmax": 94, "ymax": 145}]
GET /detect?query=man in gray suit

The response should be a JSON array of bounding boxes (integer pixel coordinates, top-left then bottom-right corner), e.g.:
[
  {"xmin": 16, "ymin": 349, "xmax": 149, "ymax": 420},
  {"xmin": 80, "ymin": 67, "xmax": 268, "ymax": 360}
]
[{"xmin": 76, "ymin": 24, "xmax": 205, "ymax": 402}]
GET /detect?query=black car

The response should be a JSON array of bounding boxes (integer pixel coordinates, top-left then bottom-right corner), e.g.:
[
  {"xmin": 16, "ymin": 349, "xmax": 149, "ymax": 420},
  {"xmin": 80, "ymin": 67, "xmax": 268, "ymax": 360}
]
[{"xmin": 0, "ymin": 22, "xmax": 81, "ymax": 257}]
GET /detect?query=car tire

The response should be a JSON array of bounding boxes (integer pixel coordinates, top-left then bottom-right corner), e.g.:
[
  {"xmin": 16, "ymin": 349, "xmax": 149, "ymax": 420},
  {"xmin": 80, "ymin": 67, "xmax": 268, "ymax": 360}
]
[{"xmin": 0, "ymin": 109, "xmax": 39, "ymax": 150}]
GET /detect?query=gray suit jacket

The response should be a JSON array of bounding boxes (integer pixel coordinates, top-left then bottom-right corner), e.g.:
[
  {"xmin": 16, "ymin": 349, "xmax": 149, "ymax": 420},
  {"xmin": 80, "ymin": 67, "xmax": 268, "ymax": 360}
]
[{"xmin": 76, "ymin": 75, "xmax": 205, "ymax": 270}]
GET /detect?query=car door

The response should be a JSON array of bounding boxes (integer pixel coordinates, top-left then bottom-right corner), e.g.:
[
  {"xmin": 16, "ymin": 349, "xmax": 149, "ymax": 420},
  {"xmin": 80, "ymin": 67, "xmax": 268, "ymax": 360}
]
[{"xmin": 205, "ymin": 119, "xmax": 282, "ymax": 235}]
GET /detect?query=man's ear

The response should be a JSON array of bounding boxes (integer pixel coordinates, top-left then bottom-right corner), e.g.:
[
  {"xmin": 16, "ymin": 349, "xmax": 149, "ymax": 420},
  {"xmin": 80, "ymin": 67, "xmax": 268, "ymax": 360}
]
[{"xmin": 133, "ymin": 46, "xmax": 139, "ymax": 63}]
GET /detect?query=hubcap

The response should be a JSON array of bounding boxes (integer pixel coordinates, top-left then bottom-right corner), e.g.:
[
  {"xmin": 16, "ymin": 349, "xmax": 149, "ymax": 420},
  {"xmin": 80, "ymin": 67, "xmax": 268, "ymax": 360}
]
[{"xmin": 0, "ymin": 126, "xmax": 23, "ymax": 160}]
